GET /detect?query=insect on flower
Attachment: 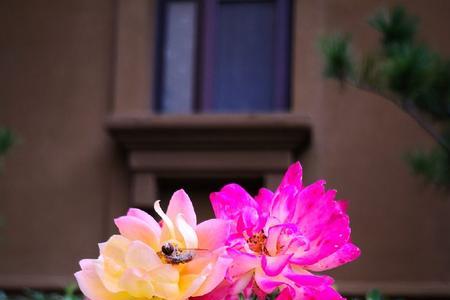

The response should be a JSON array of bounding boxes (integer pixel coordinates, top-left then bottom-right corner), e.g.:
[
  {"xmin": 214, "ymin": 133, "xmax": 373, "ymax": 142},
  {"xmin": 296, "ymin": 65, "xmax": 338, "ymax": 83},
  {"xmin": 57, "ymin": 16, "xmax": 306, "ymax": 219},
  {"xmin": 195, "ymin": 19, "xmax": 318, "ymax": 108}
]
[{"xmin": 157, "ymin": 242, "xmax": 210, "ymax": 265}]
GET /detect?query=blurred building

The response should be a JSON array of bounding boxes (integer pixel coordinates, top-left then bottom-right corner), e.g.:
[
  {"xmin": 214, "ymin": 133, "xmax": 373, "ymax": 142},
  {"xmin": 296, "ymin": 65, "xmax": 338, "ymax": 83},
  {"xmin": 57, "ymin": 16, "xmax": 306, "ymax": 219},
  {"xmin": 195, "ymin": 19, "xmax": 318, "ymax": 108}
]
[{"xmin": 0, "ymin": 0, "xmax": 449, "ymax": 298}]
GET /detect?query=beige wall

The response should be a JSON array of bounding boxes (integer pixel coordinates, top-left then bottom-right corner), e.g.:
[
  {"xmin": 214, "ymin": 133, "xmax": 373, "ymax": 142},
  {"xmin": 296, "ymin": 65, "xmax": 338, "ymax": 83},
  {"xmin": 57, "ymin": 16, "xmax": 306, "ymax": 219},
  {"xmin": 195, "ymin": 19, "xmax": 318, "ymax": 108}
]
[
  {"xmin": 0, "ymin": 0, "xmax": 128, "ymax": 287},
  {"xmin": 0, "ymin": 0, "xmax": 449, "ymax": 296}
]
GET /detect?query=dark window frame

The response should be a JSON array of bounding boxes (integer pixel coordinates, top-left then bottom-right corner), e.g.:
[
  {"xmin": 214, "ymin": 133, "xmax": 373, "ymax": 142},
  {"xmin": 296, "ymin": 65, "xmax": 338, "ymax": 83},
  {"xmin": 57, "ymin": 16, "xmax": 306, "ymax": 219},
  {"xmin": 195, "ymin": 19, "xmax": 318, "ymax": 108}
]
[{"xmin": 154, "ymin": 0, "xmax": 292, "ymax": 113}]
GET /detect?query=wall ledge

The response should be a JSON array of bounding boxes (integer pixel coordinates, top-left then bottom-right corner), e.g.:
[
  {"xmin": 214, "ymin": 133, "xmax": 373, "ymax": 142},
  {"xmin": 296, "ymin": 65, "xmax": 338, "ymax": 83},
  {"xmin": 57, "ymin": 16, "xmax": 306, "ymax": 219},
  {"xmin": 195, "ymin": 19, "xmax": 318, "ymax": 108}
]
[{"xmin": 105, "ymin": 113, "xmax": 311, "ymax": 152}]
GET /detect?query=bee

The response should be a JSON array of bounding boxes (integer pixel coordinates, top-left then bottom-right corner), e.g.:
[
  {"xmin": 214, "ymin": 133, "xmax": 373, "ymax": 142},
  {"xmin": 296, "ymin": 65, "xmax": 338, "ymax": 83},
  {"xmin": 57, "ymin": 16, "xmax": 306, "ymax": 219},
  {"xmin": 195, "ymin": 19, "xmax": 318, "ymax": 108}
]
[{"xmin": 157, "ymin": 242, "xmax": 208, "ymax": 265}]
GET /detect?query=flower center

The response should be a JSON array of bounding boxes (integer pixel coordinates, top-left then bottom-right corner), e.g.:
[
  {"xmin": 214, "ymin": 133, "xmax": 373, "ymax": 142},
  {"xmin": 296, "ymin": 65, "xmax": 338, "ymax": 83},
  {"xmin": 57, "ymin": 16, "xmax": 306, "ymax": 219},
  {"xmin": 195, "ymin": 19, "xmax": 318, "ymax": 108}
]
[{"xmin": 245, "ymin": 230, "xmax": 268, "ymax": 254}]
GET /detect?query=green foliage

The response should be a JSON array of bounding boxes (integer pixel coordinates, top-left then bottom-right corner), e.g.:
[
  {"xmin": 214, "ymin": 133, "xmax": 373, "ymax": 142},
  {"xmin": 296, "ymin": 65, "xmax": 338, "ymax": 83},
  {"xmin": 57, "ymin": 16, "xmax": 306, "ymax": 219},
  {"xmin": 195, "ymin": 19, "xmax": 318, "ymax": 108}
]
[
  {"xmin": 369, "ymin": 6, "xmax": 418, "ymax": 49},
  {"xmin": 320, "ymin": 5, "xmax": 450, "ymax": 187},
  {"xmin": 366, "ymin": 289, "xmax": 383, "ymax": 300},
  {"xmin": 408, "ymin": 147, "xmax": 450, "ymax": 186},
  {"xmin": 320, "ymin": 34, "xmax": 353, "ymax": 80},
  {"xmin": 0, "ymin": 284, "xmax": 81, "ymax": 300},
  {"xmin": 382, "ymin": 45, "xmax": 434, "ymax": 99},
  {"xmin": 238, "ymin": 289, "xmax": 279, "ymax": 300},
  {"xmin": 0, "ymin": 128, "xmax": 15, "ymax": 157}
]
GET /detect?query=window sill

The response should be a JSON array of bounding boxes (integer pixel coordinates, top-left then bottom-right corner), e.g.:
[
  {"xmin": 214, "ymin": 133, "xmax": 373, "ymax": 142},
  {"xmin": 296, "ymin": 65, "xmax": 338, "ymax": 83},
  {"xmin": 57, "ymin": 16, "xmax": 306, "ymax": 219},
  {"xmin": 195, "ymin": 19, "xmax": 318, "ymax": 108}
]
[{"xmin": 106, "ymin": 113, "xmax": 311, "ymax": 152}]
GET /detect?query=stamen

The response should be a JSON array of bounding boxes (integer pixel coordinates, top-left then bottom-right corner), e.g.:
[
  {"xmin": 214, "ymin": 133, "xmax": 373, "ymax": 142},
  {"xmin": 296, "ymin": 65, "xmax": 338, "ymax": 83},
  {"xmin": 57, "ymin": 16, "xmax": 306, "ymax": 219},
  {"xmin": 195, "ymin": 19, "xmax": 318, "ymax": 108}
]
[{"xmin": 246, "ymin": 230, "xmax": 268, "ymax": 254}]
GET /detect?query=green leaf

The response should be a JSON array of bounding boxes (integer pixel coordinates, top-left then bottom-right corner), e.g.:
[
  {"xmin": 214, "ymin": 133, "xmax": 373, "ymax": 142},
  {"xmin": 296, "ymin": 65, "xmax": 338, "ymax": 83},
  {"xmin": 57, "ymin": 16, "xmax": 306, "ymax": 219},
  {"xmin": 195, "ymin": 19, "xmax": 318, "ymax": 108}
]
[
  {"xmin": 0, "ymin": 128, "xmax": 15, "ymax": 156},
  {"xmin": 366, "ymin": 289, "xmax": 383, "ymax": 300},
  {"xmin": 369, "ymin": 6, "xmax": 418, "ymax": 49},
  {"xmin": 407, "ymin": 146, "xmax": 450, "ymax": 186},
  {"xmin": 382, "ymin": 45, "xmax": 434, "ymax": 99},
  {"xmin": 320, "ymin": 34, "xmax": 354, "ymax": 81}
]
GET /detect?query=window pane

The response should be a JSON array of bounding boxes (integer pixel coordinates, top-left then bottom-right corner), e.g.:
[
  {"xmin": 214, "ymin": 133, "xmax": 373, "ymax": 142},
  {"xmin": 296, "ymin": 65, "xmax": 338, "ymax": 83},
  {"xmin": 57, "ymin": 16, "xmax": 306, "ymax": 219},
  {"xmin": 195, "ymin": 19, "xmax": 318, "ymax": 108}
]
[
  {"xmin": 160, "ymin": 1, "xmax": 197, "ymax": 113},
  {"xmin": 213, "ymin": 1, "xmax": 275, "ymax": 112}
]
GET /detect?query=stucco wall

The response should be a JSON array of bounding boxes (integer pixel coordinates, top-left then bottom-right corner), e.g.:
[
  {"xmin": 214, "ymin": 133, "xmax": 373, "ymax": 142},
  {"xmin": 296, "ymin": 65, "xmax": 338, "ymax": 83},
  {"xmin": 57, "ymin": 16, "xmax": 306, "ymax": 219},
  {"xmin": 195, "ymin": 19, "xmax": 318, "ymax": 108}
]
[{"xmin": 0, "ymin": 0, "xmax": 128, "ymax": 287}]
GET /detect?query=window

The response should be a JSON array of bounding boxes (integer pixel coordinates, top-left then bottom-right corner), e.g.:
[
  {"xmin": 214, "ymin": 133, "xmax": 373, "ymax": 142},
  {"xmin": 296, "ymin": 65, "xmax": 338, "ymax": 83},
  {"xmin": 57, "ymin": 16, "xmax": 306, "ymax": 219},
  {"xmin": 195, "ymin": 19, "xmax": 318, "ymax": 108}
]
[{"xmin": 155, "ymin": 0, "xmax": 292, "ymax": 113}]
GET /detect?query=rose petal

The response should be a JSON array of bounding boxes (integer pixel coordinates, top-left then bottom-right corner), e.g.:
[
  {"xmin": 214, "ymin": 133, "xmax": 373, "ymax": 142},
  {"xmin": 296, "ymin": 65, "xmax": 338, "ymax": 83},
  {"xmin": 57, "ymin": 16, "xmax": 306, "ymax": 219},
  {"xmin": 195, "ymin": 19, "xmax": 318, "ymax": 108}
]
[
  {"xmin": 291, "ymin": 180, "xmax": 326, "ymax": 223},
  {"xmin": 307, "ymin": 242, "xmax": 361, "ymax": 271},
  {"xmin": 75, "ymin": 268, "xmax": 127, "ymax": 300},
  {"xmin": 193, "ymin": 256, "xmax": 233, "ymax": 296},
  {"xmin": 114, "ymin": 216, "xmax": 160, "ymax": 250},
  {"xmin": 290, "ymin": 189, "xmax": 351, "ymax": 265},
  {"xmin": 118, "ymin": 269, "xmax": 154, "ymax": 298},
  {"xmin": 284, "ymin": 271, "xmax": 334, "ymax": 287},
  {"xmin": 176, "ymin": 213, "xmax": 199, "ymax": 249},
  {"xmin": 125, "ymin": 240, "xmax": 162, "ymax": 271},
  {"xmin": 261, "ymin": 253, "xmax": 292, "ymax": 276},
  {"xmin": 227, "ymin": 248, "xmax": 258, "ymax": 278},
  {"xmin": 196, "ymin": 219, "xmax": 231, "ymax": 250},
  {"xmin": 100, "ymin": 235, "xmax": 129, "ymax": 265},
  {"xmin": 166, "ymin": 189, "xmax": 197, "ymax": 227},
  {"xmin": 180, "ymin": 274, "xmax": 208, "ymax": 299},
  {"xmin": 210, "ymin": 184, "xmax": 258, "ymax": 221},
  {"xmin": 265, "ymin": 223, "xmax": 299, "ymax": 256},
  {"xmin": 270, "ymin": 186, "xmax": 298, "ymax": 223},
  {"xmin": 254, "ymin": 188, "xmax": 273, "ymax": 212},
  {"xmin": 276, "ymin": 162, "xmax": 303, "ymax": 192},
  {"xmin": 126, "ymin": 208, "xmax": 161, "ymax": 236}
]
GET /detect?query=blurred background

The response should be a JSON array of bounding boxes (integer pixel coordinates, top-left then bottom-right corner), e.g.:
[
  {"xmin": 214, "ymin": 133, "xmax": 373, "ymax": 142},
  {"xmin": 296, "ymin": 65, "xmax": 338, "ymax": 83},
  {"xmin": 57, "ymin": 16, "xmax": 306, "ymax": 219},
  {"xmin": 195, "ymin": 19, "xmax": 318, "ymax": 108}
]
[{"xmin": 0, "ymin": 0, "xmax": 449, "ymax": 299}]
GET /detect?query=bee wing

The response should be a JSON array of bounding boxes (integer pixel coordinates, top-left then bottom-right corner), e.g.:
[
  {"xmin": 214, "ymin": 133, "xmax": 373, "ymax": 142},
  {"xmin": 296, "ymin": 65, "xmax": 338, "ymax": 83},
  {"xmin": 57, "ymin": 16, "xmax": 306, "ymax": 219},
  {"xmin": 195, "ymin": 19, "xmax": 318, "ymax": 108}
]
[{"xmin": 180, "ymin": 248, "xmax": 212, "ymax": 259}]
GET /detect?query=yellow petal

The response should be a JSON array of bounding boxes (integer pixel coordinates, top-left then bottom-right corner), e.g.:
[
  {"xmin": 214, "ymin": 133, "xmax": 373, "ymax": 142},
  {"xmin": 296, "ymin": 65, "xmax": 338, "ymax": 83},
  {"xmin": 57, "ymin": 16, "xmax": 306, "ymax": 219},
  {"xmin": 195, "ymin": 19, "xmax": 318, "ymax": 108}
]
[
  {"xmin": 179, "ymin": 273, "xmax": 207, "ymax": 299},
  {"xmin": 125, "ymin": 241, "xmax": 162, "ymax": 271},
  {"xmin": 101, "ymin": 235, "xmax": 130, "ymax": 266},
  {"xmin": 118, "ymin": 269, "xmax": 154, "ymax": 298}
]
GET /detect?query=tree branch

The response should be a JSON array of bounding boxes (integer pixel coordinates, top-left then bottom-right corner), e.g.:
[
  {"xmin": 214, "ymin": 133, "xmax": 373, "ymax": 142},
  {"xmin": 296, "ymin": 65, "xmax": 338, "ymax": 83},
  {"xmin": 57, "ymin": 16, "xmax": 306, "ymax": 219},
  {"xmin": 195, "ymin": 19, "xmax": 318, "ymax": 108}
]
[{"xmin": 343, "ymin": 79, "xmax": 450, "ymax": 153}]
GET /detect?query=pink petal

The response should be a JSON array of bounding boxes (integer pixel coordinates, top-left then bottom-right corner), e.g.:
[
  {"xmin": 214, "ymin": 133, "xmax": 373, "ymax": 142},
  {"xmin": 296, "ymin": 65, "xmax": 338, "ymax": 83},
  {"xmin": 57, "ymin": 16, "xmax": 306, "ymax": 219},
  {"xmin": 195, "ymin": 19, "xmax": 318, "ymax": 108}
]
[
  {"xmin": 276, "ymin": 287, "xmax": 295, "ymax": 300},
  {"xmin": 291, "ymin": 180, "xmax": 326, "ymax": 223},
  {"xmin": 193, "ymin": 256, "xmax": 234, "ymax": 296},
  {"xmin": 114, "ymin": 216, "xmax": 160, "ymax": 250},
  {"xmin": 236, "ymin": 206, "xmax": 260, "ymax": 234},
  {"xmin": 227, "ymin": 248, "xmax": 258, "ymax": 278},
  {"xmin": 166, "ymin": 189, "xmax": 197, "ymax": 227},
  {"xmin": 283, "ymin": 270, "xmax": 334, "ymax": 287},
  {"xmin": 196, "ymin": 219, "xmax": 231, "ymax": 250},
  {"xmin": 290, "ymin": 189, "xmax": 351, "ymax": 265},
  {"xmin": 254, "ymin": 188, "xmax": 273, "ymax": 212},
  {"xmin": 79, "ymin": 259, "xmax": 97, "ymax": 270},
  {"xmin": 270, "ymin": 186, "xmax": 297, "ymax": 223},
  {"xmin": 191, "ymin": 272, "xmax": 252, "ymax": 300},
  {"xmin": 126, "ymin": 208, "xmax": 161, "ymax": 236},
  {"xmin": 301, "ymin": 285, "xmax": 345, "ymax": 300},
  {"xmin": 276, "ymin": 162, "xmax": 303, "ymax": 192},
  {"xmin": 254, "ymin": 273, "xmax": 284, "ymax": 294},
  {"xmin": 337, "ymin": 200, "xmax": 348, "ymax": 213},
  {"xmin": 261, "ymin": 253, "xmax": 292, "ymax": 276},
  {"xmin": 306, "ymin": 242, "xmax": 361, "ymax": 271},
  {"xmin": 210, "ymin": 184, "xmax": 258, "ymax": 221},
  {"xmin": 266, "ymin": 223, "xmax": 297, "ymax": 256}
]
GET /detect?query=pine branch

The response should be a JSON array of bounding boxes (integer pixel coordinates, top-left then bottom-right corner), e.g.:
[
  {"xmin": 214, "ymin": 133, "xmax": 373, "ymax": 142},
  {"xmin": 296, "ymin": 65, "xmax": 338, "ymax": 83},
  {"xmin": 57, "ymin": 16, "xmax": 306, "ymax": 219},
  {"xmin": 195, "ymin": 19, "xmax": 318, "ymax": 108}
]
[{"xmin": 344, "ymin": 79, "xmax": 450, "ymax": 153}]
